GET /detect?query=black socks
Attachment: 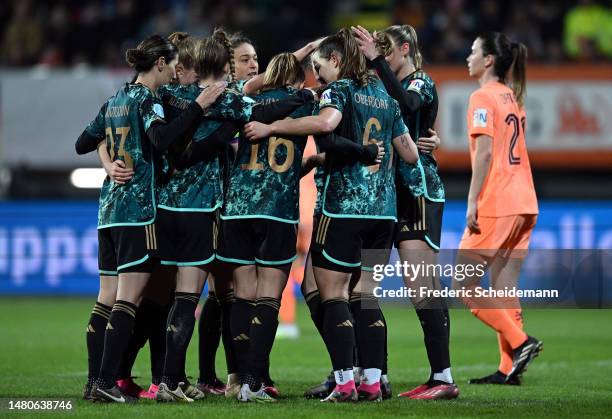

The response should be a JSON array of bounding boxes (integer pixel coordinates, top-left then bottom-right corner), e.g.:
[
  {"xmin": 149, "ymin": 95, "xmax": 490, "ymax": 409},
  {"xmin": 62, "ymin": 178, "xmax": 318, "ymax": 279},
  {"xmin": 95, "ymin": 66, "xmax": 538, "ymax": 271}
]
[
  {"xmin": 162, "ymin": 292, "xmax": 200, "ymax": 390},
  {"xmin": 416, "ymin": 302, "xmax": 451, "ymax": 376},
  {"xmin": 350, "ymin": 293, "xmax": 386, "ymax": 371},
  {"xmin": 198, "ymin": 291, "xmax": 222, "ymax": 383},
  {"xmin": 98, "ymin": 300, "xmax": 138, "ymax": 388},
  {"xmin": 230, "ymin": 297, "xmax": 255, "ymax": 381},
  {"xmin": 245, "ymin": 298, "xmax": 280, "ymax": 389},
  {"xmin": 322, "ymin": 299, "xmax": 355, "ymax": 372},
  {"xmin": 86, "ymin": 301, "xmax": 111, "ymax": 380},
  {"xmin": 219, "ymin": 290, "xmax": 237, "ymax": 375}
]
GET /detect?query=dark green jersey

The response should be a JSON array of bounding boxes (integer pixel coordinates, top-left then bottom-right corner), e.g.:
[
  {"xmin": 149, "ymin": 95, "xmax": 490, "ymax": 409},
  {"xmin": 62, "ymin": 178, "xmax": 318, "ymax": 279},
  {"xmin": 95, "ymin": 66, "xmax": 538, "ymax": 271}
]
[
  {"xmin": 396, "ymin": 71, "xmax": 445, "ymax": 201},
  {"xmin": 223, "ymin": 87, "xmax": 313, "ymax": 223},
  {"xmin": 228, "ymin": 79, "xmax": 247, "ymax": 92},
  {"xmin": 318, "ymin": 78, "xmax": 408, "ymax": 219},
  {"xmin": 91, "ymin": 83, "xmax": 165, "ymax": 228},
  {"xmin": 157, "ymin": 86, "xmax": 255, "ymax": 211},
  {"xmin": 156, "ymin": 83, "xmax": 198, "ymax": 183},
  {"xmin": 310, "ymin": 102, "xmax": 326, "ymax": 217},
  {"xmin": 313, "ymin": 163, "xmax": 326, "ymax": 217}
]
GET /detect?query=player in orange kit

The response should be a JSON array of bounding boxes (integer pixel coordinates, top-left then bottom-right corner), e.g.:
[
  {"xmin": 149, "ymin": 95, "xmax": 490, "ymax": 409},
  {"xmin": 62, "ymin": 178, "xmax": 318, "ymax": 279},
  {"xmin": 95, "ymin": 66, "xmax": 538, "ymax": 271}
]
[{"xmin": 458, "ymin": 32, "xmax": 542, "ymax": 385}]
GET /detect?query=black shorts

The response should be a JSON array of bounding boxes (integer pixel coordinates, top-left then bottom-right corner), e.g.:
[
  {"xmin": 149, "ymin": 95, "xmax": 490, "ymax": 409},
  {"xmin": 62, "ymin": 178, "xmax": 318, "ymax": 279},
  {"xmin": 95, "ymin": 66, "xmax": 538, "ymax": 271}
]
[
  {"xmin": 98, "ymin": 224, "xmax": 159, "ymax": 275},
  {"xmin": 156, "ymin": 208, "xmax": 216, "ymax": 267},
  {"xmin": 217, "ymin": 218, "xmax": 297, "ymax": 266},
  {"xmin": 310, "ymin": 213, "xmax": 323, "ymax": 248},
  {"xmin": 310, "ymin": 214, "xmax": 394, "ymax": 273},
  {"xmin": 396, "ymin": 193, "xmax": 444, "ymax": 251}
]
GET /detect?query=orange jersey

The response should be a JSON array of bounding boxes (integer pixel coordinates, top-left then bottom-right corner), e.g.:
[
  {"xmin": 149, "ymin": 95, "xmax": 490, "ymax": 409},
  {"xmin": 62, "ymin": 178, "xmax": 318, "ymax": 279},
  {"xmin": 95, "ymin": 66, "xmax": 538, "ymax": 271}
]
[{"xmin": 467, "ymin": 81, "xmax": 538, "ymax": 217}]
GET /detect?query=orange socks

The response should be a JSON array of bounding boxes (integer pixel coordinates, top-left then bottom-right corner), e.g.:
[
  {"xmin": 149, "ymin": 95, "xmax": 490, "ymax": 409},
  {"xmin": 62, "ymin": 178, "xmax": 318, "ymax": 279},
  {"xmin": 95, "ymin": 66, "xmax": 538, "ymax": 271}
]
[{"xmin": 471, "ymin": 308, "xmax": 527, "ymax": 350}]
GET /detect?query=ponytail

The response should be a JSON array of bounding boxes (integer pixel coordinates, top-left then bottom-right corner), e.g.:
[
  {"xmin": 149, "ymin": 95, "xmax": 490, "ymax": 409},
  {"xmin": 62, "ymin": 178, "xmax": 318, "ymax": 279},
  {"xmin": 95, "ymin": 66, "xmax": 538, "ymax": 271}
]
[
  {"xmin": 511, "ymin": 42, "xmax": 528, "ymax": 106},
  {"xmin": 404, "ymin": 25, "xmax": 422, "ymax": 69},
  {"xmin": 195, "ymin": 29, "xmax": 235, "ymax": 82},
  {"xmin": 378, "ymin": 24, "xmax": 423, "ymax": 69},
  {"xmin": 480, "ymin": 32, "xmax": 528, "ymax": 105},
  {"xmin": 213, "ymin": 29, "xmax": 235, "ymax": 82},
  {"xmin": 316, "ymin": 28, "xmax": 369, "ymax": 86}
]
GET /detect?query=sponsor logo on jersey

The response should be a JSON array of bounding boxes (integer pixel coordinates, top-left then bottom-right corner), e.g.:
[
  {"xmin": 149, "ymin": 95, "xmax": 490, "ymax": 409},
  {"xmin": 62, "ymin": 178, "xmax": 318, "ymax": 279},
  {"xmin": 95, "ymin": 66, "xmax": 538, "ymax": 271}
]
[
  {"xmin": 473, "ymin": 108, "xmax": 488, "ymax": 127},
  {"xmin": 319, "ymin": 89, "xmax": 332, "ymax": 106},
  {"xmin": 408, "ymin": 79, "xmax": 425, "ymax": 93}
]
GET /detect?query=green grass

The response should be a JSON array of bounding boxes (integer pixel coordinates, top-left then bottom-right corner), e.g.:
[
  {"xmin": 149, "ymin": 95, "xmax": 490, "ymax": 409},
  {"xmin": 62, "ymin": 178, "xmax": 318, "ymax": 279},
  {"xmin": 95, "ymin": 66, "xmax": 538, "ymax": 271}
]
[{"xmin": 1, "ymin": 298, "xmax": 611, "ymax": 418}]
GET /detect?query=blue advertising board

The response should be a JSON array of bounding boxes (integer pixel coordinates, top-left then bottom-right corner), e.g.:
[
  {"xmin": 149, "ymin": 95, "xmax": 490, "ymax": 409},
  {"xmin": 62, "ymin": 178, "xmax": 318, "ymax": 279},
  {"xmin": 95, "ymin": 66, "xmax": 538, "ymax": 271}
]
[{"xmin": 0, "ymin": 201, "xmax": 611, "ymax": 295}]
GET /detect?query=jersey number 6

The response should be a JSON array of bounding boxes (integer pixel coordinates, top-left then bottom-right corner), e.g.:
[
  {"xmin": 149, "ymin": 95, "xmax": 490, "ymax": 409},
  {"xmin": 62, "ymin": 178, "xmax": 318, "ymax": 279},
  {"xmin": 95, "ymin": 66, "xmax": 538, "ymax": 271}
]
[{"xmin": 362, "ymin": 117, "xmax": 391, "ymax": 173}]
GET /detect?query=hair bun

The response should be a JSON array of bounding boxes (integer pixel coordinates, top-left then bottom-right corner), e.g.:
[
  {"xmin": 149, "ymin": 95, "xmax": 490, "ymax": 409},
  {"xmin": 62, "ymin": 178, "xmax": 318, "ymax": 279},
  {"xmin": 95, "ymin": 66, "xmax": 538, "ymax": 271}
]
[{"xmin": 125, "ymin": 48, "xmax": 147, "ymax": 68}]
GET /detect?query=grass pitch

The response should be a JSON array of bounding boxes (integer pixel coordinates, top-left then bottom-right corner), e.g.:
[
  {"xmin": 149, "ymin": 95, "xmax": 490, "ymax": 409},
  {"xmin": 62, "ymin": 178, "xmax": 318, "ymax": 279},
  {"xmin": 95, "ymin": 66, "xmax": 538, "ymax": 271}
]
[{"xmin": 1, "ymin": 298, "xmax": 611, "ymax": 418}]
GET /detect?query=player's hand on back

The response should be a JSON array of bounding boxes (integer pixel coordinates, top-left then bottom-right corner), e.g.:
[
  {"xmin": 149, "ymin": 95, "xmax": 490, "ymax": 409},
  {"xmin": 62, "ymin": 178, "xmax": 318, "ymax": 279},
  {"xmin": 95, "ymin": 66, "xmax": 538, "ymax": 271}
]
[
  {"xmin": 195, "ymin": 81, "xmax": 226, "ymax": 110},
  {"xmin": 352, "ymin": 25, "xmax": 380, "ymax": 61},
  {"xmin": 373, "ymin": 140, "xmax": 385, "ymax": 164},
  {"xmin": 301, "ymin": 153, "xmax": 325, "ymax": 176},
  {"xmin": 244, "ymin": 121, "xmax": 273, "ymax": 141},
  {"xmin": 105, "ymin": 159, "xmax": 134, "ymax": 185},
  {"xmin": 417, "ymin": 128, "xmax": 440, "ymax": 153}
]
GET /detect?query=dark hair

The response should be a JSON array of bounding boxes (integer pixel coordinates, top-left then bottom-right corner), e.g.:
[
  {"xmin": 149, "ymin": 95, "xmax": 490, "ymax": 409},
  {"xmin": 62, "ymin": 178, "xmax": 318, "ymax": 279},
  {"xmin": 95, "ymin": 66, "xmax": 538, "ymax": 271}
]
[
  {"xmin": 168, "ymin": 32, "xmax": 197, "ymax": 70},
  {"xmin": 262, "ymin": 53, "xmax": 305, "ymax": 90},
  {"xmin": 230, "ymin": 33, "xmax": 255, "ymax": 50},
  {"xmin": 125, "ymin": 34, "xmax": 177, "ymax": 73},
  {"xmin": 479, "ymin": 32, "xmax": 528, "ymax": 106},
  {"xmin": 376, "ymin": 24, "xmax": 423, "ymax": 69},
  {"xmin": 316, "ymin": 28, "xmax": 369, "ymax": 86},
  {"xmin": 195, "ymin": 29, "xmax": 235, "ymax": 82}
]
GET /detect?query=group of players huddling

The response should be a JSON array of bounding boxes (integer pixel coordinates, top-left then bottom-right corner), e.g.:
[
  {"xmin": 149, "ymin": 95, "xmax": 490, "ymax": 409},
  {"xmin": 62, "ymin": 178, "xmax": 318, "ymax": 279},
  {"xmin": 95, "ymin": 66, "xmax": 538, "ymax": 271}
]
[{"xmin": 76, "ymin": 22, "xmax": 543, "ymax": 404}]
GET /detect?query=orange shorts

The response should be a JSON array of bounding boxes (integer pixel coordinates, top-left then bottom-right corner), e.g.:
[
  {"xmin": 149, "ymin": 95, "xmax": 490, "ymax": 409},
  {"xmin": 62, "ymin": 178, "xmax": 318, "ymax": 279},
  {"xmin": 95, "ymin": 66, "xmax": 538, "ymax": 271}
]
[{"xmin": 458, "ymin": 214, "xmax": 537, "ymax": 259}]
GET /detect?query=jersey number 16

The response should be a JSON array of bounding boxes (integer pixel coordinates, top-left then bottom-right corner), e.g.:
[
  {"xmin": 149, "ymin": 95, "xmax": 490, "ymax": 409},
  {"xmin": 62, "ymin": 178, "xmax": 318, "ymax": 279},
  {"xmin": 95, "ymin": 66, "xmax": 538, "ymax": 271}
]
[{"xmin": 241, "ymin": 137, "xmax": 294, "ymax": 173}]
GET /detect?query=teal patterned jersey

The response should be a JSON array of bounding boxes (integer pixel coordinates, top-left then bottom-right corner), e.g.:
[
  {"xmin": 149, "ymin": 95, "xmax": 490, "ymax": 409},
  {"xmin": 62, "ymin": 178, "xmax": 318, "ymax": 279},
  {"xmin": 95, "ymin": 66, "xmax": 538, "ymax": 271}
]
[
  {"xmin": 92, "ymin": 83, "xmax": 165, "ymax": 228},
  {"xmin": 156, "ymin": 82, "xmax": 199, "ymax": 183},
  {"xmin": 223, "ymin": 87, "xmax": 313, "ymax": 223},
  {"xmin": 395, "ymin": 70, "xmax": 445, "ymax": 201},
  {"xmin": 319, "ymin": 78, "xmax": 408, "ymax": 219},
  {"xmin": 228, "ymin": 79, "xmax": 247, "ymax": 92},
  {"xmin": 157, "ymin": 85, "xmax": 254, "ymax": 211},
  {"xmin": 306, "ymin": 102, "xmax": 326, "ymax": 217},
  {"xmin": 312, "ymin": 164, "xmax": 325, "ymax": 217}
]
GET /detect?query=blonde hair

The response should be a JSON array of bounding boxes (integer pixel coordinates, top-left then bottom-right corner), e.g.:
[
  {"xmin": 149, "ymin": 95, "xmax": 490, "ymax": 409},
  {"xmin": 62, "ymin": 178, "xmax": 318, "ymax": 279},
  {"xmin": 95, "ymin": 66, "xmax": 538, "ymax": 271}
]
[
  {"xmin": 168, "ymin": 32, "xmax": 197, "ymax": 70},
  {"xmin": 375, "ymin": 24, "xmax": 423, "ymax": 69},
  {"xmin": 262, "ymin": 53, "xmax": 305, "ymax": 90}
]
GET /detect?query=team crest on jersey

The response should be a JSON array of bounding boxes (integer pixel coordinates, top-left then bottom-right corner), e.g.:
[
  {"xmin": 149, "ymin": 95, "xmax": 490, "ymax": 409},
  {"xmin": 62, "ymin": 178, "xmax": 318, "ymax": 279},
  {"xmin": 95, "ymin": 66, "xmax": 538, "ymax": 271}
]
[
  {"xmin": 153, "ymin": 103, "xmax": 165, "ymax": 118},
  {"xmin": 319, "ymin": 89, "xmax": 332, "ymax": 106},
  {"xmin": 473, "ymin": 108, "xmax": 488, "ymax": 127},
  {"xmin": 408, "ymin": 79, "xmax": 425, "ymax": 93}
]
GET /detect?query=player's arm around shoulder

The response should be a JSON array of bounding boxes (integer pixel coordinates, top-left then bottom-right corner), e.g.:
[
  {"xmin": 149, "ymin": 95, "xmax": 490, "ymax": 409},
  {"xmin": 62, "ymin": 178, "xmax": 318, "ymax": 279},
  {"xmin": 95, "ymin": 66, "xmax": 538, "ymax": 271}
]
[
  {"xmin": 244, "ymin": 106, "xmax": 342, "ymax": 140},
  {"xmin": 391, "ymin": 103, "xmax": 418, "ymax": 164},
  {"xmin": 392, "ymin": 132, "xmax": 419, "ymax": 164}
]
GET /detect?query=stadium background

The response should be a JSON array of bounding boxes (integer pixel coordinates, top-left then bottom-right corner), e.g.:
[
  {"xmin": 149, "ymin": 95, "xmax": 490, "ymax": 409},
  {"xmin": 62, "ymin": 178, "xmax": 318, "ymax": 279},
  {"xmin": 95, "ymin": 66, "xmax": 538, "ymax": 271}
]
[{"xmin": 0, "ymin": 0, "xmax": 611, "ymax": 416}]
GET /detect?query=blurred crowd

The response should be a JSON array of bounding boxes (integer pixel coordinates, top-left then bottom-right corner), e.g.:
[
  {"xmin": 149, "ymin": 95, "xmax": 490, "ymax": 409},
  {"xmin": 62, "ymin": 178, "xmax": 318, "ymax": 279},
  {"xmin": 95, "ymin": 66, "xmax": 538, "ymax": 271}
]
[{"xmin": 1, "ymin": 0, "xmax": 610, "ymax": 68}]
